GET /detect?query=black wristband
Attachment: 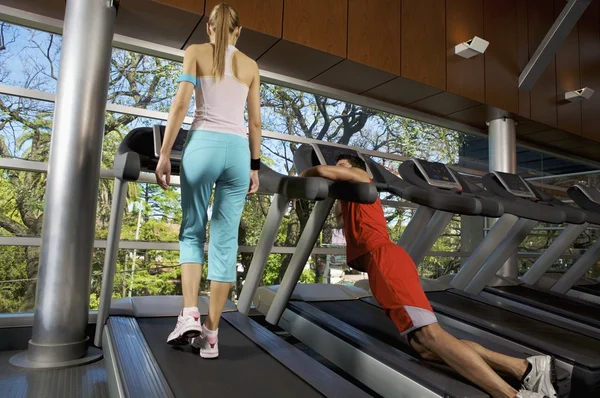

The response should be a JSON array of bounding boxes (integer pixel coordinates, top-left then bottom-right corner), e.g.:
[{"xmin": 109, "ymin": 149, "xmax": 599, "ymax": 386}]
[{"xmin": 251, "ymin": 158, "xmax": 261, "ymax": 170}]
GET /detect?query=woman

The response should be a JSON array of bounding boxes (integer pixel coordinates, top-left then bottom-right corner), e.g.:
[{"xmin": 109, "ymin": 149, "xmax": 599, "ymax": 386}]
[{"xmin": 154, "ymin": 2, "xmax": 261, "ymax": 359}]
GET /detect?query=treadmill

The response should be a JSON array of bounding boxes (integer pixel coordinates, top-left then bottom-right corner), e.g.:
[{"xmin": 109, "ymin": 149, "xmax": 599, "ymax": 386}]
[
  {"xmin": 93, "ymin": 126, "xmax": 374, "ymax": 398},
  {"xmin": 542, "ymin": 185, "xmax": 600, "ymax": 305},
  {"xmin": 355, "ymin": 156, "xmax": 600, "ymax": 396},
  {"xmin": 444, "ymin": 171, "xmax": 600, "ymax": 340},
  {"xmin": 252, "ymin": 143, "xmax": 572, "ymax": 397},
  {"xmin": 390, "ymin": 160, "xmax": 600, "ymax": 396}
]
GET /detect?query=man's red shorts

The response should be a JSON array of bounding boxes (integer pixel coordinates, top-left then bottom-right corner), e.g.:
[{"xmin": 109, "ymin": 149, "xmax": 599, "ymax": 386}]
[{"xmin": 354, "ymin": 242, "xmax": 438, "ymax": 336}]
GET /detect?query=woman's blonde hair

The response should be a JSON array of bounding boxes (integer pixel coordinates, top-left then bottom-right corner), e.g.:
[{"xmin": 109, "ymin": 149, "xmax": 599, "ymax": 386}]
[{"xmin": 208, "ymin": 2, "xmax": 240, "ymax": 81}]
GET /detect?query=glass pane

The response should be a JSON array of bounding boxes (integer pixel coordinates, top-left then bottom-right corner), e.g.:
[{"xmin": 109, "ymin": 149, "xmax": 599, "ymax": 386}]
[
  {"xmin": 0, "ymin": 245, "xmax": 32, "ymax": 313},
  {"xmin": 0, "ymin": 22, "xmax": 61, "ymax": 94},
  {"xmin": 0, "ymin": 95, "xmax": 54, "ymax": 161},
  {"xmin": 261, "ymin": 83, "xmax": 467, "ymax": 163}
]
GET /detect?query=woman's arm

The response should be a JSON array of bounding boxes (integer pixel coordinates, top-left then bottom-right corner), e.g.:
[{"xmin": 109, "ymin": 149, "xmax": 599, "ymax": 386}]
[
  {"xmin": 247, "ymin": 62, "xmax": 262, "ymax": 161},
  {"xmin": 160, "ymin": 46, "xmax": 196, "ymax": 158}
]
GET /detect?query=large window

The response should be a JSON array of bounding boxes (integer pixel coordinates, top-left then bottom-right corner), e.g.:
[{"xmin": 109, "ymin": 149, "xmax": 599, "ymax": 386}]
[{"xmin": 2, "ymin": 21, "xmax": 599, "ymax": 314}]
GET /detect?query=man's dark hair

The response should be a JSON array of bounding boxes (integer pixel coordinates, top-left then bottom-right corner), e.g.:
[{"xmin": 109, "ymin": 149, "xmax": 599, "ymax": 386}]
[{"xmin": 336, "ymin": 153, "xmax": 367, "ymax": 171}]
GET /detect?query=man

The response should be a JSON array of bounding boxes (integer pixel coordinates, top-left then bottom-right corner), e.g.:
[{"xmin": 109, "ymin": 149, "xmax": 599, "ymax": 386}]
[{"xmin": 300, "ymin": 154, "xmax": 557, "ymax": 398}]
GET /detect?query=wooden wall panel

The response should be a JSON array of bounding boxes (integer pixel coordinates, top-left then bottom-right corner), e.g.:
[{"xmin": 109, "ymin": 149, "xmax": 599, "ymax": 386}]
[
  {"xmin": 401, "ymin": 0, "xmax": 446, "ymax": 90},
  {"xmin": 153, "ymin": 0, "xmax": 205, "ymax": 14},
  {"xmin": 579, "ymin": 0, "xmax": 600, "ymax": 142},
  {"xmin": 205, "ymin": 0, "xmax": 283, "ymax": 37},
  {"xmin": 555, "ymin": 0, "xmax": 582, "ymax": 136},
  {"xmin": 347, "ymin": 0, "xmax": 401, "ymax": 74},
  {"xmin": 446, "ymin": 0, "xmax": 485, "ymax": 102},
  {"xmin": 483, "ymin": 0, "xmax": 518, "ymax": 114},
  {"xmin": 283, "ymin": 0, "xmax": 348, "ymax": 57},
  {"xmin": 517, "ymin": 0, "xmax": 530, "ymax": 118},
  {"xmin": 527, "ymin": 0, "xmax": 557, "ymax": 128}
]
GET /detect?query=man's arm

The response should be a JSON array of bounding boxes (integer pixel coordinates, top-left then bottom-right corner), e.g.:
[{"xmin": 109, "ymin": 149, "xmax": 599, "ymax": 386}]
[{"xmin": 299, "ymin": 165, "xmax": 371, "ymax": 183}]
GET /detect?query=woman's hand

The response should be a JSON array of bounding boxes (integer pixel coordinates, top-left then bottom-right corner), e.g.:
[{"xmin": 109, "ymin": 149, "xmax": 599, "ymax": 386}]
[
  {"xmin": 155, "ymin": 156, "xmax": 171, "ymax": 190},
  {"xmin": 248, "ymin": 170, "xmax": 259, "ymax": 194}
]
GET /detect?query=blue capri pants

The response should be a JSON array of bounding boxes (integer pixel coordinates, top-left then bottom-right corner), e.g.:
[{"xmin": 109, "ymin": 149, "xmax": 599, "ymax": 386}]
[{"xmin": 179, "ymin": 130, "xmax": 250, "ymax": 282}]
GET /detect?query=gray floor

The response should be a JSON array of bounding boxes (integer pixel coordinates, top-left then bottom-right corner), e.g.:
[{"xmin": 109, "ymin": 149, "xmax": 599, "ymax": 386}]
[{"xmin": 0, "ymin": 351, "xmax": 109, "ymax": 398}]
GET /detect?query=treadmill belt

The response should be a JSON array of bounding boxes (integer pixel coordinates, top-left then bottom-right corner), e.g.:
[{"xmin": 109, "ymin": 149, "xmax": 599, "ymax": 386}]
[
  {"xmin": 306, "ymin": 300, "xmax": 495, "ymax": 395},
  {"xmin": 138, "ymin": 317, "xmax": 323, "ymax": 398},
  {"xmin": 487, "ymin": 285, "xmax": 600, "ymax": 328},
  {"xmin": 427, "ymin": 291, "xmax": 600, "ymax": 368}
]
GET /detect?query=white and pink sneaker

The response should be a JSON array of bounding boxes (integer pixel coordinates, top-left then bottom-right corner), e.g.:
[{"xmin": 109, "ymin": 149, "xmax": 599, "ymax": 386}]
[
  {"xmin": 166, "ymin": 307, "xmax": 202, "ymax": 345},
  {"xmin": 191, "ymin": 324, "xmax": 219, "ymax": 358}
]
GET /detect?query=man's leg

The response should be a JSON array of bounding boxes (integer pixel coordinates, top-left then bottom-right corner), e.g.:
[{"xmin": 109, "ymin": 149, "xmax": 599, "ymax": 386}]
[
  {"xmin": 363, "ymin": 244, "xmax": 522, "ymax": 398},
  {"xmin": 408, "ymin": 324, "xmax": 519, "ymax": 398},
  {"xmin": 408, "ymin": 330, "xmax": 528, "ymax": 379}
]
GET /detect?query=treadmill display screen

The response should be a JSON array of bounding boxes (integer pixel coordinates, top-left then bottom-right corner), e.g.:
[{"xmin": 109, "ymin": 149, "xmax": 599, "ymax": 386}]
[
  {"xmin": 314, "ymin": 144, "xmax": 360, "ymax": 165},
  {"xmin": 153, "ymin": 125, "xmax": 188, "ymax": 160},
  {"xmin": 413, "ymin": 159, "xmax": 461, "ymax": 189},
  {"xmin": 312, "ymin": 144, "xmax": 374, "ymax": 178},
  {"xmin": 493, "ymin": 171, "xmax": 536, "ymax": 198}
]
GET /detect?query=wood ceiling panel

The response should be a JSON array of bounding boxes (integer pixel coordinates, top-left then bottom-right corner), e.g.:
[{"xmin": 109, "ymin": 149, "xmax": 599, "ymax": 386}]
[
  {"xmin": 484, "ymin": 0, "xmax": 519, "ymax": 114},
  {"xmin": 347, "ymin": 0, "xmax": 401, "ymax": 74},
  {"xmin": 401, "ymin": 0, "xmax": 446, "ymax": 90},
  {"xmin": 283, "ymin": 0, "xmax": 348, "ymax": 57},
  {"xmin": 310, "ymin": 60, "xmax": 396, "ymax": 94},
  {"xmin": 362, "ymin": 77, "xmax": 442, "ymax": 105},
  {"xmin": 446, "ymin": 0, "xmax": 485, "ymax": 102},
  {"xmin": 555, "ymin": 0, "xmax": 582, "ymax": 136},
  {"xmin": 257, "ymin": 40, "xmax": 343, "ymax": 81},
  {"xmin": 410, "ymin": 92, "xmax": 480, "ymax": 116}
]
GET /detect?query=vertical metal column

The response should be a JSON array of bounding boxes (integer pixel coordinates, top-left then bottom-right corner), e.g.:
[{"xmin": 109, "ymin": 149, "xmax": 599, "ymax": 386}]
[
  {"xmin": 488, "ymin": 118, "xmax": 518, "ymax": 279},
  {"xmin": 11, "ymin": 0, "xmax": 117, "ymax": 369},
  {"xmin": 238, "ymin": 194, "xmax": 289, "ymax": 315},
  {"xmin": 266, "ymin": 198, "xmax": 335, "ymax": 325}
]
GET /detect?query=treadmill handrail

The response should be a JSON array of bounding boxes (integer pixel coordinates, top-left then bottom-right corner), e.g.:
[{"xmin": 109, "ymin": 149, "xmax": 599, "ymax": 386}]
[
  {"xmin": 482, "ymin": 174, "xmax": 567, "ymax": 224},
  {"xmin": 96, "ymin": 127, "xmax": 332, "ymax": 345},
  {"xmin": 397, "ymin": 160, "xmax": 502, "ymax": 217},
  {"xmin": 568, "ymin": 185, "xmax": 600, "ymax": 217}
]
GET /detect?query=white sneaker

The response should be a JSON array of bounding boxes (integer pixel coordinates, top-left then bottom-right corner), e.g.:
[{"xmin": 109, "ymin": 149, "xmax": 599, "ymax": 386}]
[
  {"xmin": 516, "ymin": 390, "xmax": 548, "ymax": 398},
  {"xmin": 191, "ymin": 324, "xmax": 219, "ymax": 358},
  {"xmin": 522, "ymin": 355, "xmax": 557, "ymax": 398},
  {"xmin": 166, "ymin": 310, "xmax": 202, "ymax": 345}
]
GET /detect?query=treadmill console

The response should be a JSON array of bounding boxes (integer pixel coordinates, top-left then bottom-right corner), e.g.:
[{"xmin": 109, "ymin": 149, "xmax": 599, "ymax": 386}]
[
  {"xmin": 153, "ymin": 125, "xmax": 189, "ymax": 160},
  {"xmin": 312, "ymin": 143, "xmax": 373, "ymax": 178},
  {"xmin": 574, "ymin": 184, "xmax": 600, "ymax": 204},
  {"xmin": 493, "ymin": 171, "xmax": 536, "ymax": 198},
  {"xmin": 412, "ymin": 159, "xmax": 462, "ymax": 190}
]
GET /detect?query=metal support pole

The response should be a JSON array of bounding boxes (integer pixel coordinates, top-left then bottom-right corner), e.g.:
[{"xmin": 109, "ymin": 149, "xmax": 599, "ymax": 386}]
[
  {"xmin": 266, "ymin": 198, "xmax": 334, "ymax": 325},
  {"xmin": 551, "ymin": 237, "xmax": 600, "ymax": 294},
  {"xmin": 11, "ymin": 0, "xmax": 117, "ymax": 369},
  {"xmin": 238, "ymin": 194, "xmax": 289, "ymax": 315},
  {"xmin": 410, "ymin": 211, "xmax": 454, "ymax": 266},
  {"xmin": 488, "ymin": 118, "xmax": 518, "ymax": 280},
  {"xmin": 464, "ymin": 218, "xmax": 537, "ymax": 294},
  {"xmin": 94, "ymin": 179, "xmax": 129, "ymax": 347},
  {"xmin": 521, "ymin": 223, "xmax": 588, "ymax": 285},
  {"xmin": 397, "ymin": 206, "xmax": 436, "ymax": 251},
  {"xmin": 452, "ymin": 214, "xmax": 519, "ymax": 290}
]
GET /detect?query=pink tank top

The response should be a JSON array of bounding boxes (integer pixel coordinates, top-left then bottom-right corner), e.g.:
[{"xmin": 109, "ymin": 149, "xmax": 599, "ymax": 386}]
[{"xmin": 189, "ymin": 45, "xmax": 249, "ymax": 138}]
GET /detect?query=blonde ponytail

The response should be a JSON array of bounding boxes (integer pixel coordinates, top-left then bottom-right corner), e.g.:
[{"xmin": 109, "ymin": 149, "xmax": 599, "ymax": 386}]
[{"xmin": 209, "ymin": 2, "xmax": 240, "ymax": 81}]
